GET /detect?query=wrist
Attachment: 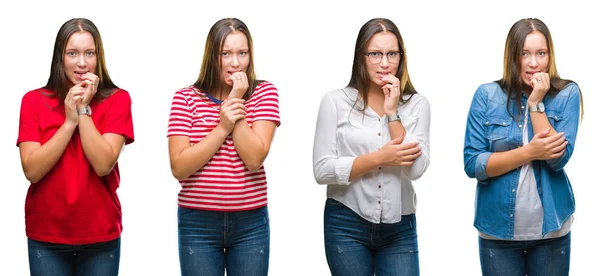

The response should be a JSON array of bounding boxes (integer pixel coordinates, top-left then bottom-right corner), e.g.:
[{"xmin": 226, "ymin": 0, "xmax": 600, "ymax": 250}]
[
  {"xmin": 216, "ymin": 123, "xmax": 232, "ymax": 136},
  {"xmin": 521, "ymin": 144, "xmax": 537, "ymax": 161},
  {"xmin": 63, "ymin": 120, "xmax": 78, "ymax": 130},
  {"xmin": 372, "ymin": 148, "xmax": 386, "ymax": 166}
]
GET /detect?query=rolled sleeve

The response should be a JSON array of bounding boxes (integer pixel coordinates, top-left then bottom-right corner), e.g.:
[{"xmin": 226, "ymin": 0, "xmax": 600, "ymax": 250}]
[
  {"xmin": 402, "ymin": 98, "xmax": 431, "ymax": 181},
  {"xmin": 475, "ymin": 152, "xmax": 492, "ymax": 182},
  {"xmin": 544, "ymin": 84, "xmax": 580, "ymax": 171},
  {"xmin": 333, "ymin": 156, "xmax": 355, "ymax": 185},
  {"xmin": 313, "ymin": 93, "xmax": 353, "ymax": 185},
  {"xmin": 464, "ymin": 85, "xmax": 492, "ymax": 184}
]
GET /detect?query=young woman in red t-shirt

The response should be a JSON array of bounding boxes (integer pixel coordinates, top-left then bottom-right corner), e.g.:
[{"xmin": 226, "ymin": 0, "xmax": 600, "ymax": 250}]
[
  {"xmin": 167, "ymin": 18, "xmax": 280, "ymax": 276},
  {"xmin": 17, "ymin": 18, "xmax": 134, "ymax": 276}
]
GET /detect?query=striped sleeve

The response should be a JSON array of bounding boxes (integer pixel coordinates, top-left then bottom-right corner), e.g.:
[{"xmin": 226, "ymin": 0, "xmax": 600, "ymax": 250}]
[
  {"xmin": 167, "ymin": 89, "xmax": 193, "ymax": 137},
  {"xmin": 252, "ymin": 82, "xmax": 280, "ymax": 126}
]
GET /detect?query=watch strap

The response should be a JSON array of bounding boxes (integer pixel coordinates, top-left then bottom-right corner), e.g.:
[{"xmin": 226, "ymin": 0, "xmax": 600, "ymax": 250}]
[{"xmin": 387, "ymin": 113, "xmax": 401, "ymax": 123}]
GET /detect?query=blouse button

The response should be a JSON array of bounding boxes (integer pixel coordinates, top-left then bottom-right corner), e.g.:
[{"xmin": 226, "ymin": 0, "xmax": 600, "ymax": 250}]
[
  {"xmin": 378, "ymin": 184, "xmax": 382, "ymax": 188},
  {"xmin": 510, "ymin": 214, "xmax": 514, "ymax": 217},
  {"xmin": 378, "ymin": 133, "xmax": 381, "ymax": 136}
]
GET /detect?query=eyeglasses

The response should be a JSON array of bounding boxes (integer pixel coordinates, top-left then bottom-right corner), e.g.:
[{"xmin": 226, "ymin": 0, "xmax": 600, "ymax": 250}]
[{"xmin": 365, "ymin": 51, "xmax": 402, "ymax": 64}]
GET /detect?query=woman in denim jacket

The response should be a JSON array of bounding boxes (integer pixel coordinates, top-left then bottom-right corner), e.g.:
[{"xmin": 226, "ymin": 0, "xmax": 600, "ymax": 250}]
[{"xmin": 463, "ymin": 18, "xmax": 583, "ymax": 276}]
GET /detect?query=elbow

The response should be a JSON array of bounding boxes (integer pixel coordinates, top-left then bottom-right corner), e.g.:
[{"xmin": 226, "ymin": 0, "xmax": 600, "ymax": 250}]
[
  {"xmin": 313, "ymin": 166, "xmax": 333, "ymax": 185},
  {"xmin": 170, "ymin": 166, "xmax": 190, "ymax": 181},
  {"xmin": 243, "ymin": 151, "xmax": 267, "ymax": 172},
  {"xmin": 24, "ymin": 171, "xmax": 42, "ymax": 184},
  {"xmin": 244, "ymin": 159, "xmax": 264, "ymax": 172},
  {"xmin": 22, "ymin": 164, "xmax": 42, "ymax": 183},
  {"xmin": 94, "ymin": 165, "xmax": 114, "ymax": 177}
]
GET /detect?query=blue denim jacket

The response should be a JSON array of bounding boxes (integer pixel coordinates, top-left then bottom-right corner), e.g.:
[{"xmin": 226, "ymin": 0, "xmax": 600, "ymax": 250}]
[{"xmin": 463, "ymin": 82, "xmax": 580, "ymax": 239}]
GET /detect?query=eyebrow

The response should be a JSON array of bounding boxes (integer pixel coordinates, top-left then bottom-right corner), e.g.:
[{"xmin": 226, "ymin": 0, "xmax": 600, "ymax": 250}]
[
  {"xmin": 222, "ymin": 48, "xmax": 249, "ymax": 52},
  {"xmin": 65, "ymin": 48, "xmax": 96, "ymax": 51}
]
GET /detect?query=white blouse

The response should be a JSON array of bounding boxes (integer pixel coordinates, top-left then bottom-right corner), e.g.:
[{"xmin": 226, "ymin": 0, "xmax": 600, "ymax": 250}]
[{"xmin": 313, "ymin": 87, "xmax": 431, "ymax": 223}]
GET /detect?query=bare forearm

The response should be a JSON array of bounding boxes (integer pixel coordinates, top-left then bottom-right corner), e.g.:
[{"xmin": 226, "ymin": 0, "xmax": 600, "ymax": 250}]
[
  {"xmin": 22, "ymin": 122, "xmax": 76, "ymax": 183},
  {"xmin": 485, "ymin": 146, "xmax": 533, "ymax": 177},
  {"xmin": 232, "ymin": 119, "xmax": 267, "ymax": 171},
  {"xmin": 171, "ymin": 125, "xmax": 230, "ymax": 180},
  {"xmin": 78, "ymin": 115, "xmax": 119, "ymax": 176},
  {"xmin": 528, "ymin": 108, "xmax": 556, "ymax": 136},
  {"xmin": 349, "ymin": 151, "xmax": 382, "ymax": 181},
  {"xmin": 388, "ymin": 120, "xmax": 406, "ymax": 140}
]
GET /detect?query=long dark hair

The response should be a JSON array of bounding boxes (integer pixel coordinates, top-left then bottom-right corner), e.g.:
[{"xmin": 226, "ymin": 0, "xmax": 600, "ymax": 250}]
[
  {"xmin": 348, "ymin": 18, "xmax": 417, "ymax": 111},
  {"xmin": 193, "ymin": 18, "xmax": 259, "ymax": 100},
  {"xmin": 496, "ymin": 18, "xmax": 583, "ymax": 119},
  {"xmin": 45, "ymin": 18, "xmax": 117, "ymax": 103}
]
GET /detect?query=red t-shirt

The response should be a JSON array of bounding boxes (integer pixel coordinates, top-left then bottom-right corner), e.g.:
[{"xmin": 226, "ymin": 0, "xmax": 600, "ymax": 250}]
[
  {"xmin": 17, "ymin": 88, "xmax": 134, "ymax": 245},
  {"xmin": 167, "ymin": 81, "xmax": 280, "ymax": 211}
]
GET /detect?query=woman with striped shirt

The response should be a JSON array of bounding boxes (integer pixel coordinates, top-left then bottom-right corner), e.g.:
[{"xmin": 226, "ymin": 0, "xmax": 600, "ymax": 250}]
[{"xmin": 167, "ymin": 18, "xmax": 280, "ymax": 276}]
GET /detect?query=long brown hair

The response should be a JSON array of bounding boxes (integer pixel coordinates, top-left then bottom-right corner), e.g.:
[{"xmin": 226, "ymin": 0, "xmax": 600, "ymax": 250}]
[
  {"xmin": 348, "ymin": 18, "xmax": 417, "ymax": 111},
  {"xmin": 496, "ymin": 18, "xmax": 583, "ymax": 119},
  {"xmin": 193, "ymin": 18, "xmax": 259, "ymax": 100},
  {"xmin": 45, "ymin": 18, "xmax": 117, "ymax": 103}
]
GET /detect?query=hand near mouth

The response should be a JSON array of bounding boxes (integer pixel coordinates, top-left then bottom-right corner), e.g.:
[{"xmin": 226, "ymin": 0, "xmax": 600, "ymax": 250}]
[
  {"xmin": 528, "ymin": 72, "xmax": 550, "ymax": 103},
  {"xmin": 380, "ymin": 73, "xmax": 401, "ymax": 116},
  {"xmin": 77, "ymin": 72, "xmax": 100, "ymax": 108},
  {"xmin": 228, "ymin": 72, "xmax": 249, "ymax": 99},
  {"xmin": 65, "ymin": 82, "xmax": 87, "ymax": 124}
]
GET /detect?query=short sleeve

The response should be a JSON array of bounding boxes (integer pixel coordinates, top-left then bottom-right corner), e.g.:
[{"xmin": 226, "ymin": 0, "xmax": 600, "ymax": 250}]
[
  {"xmin": 251, "ymin": 82, "xmax": 280, "ymax": 126},
  {"xmin": 17, "ymin": 91, "xmax": 41, "ymax": 146},
  {"xmin": 103, "ymin": 90, "xmax": 135, "ymax": 145},
  {"xmin": 167, "ymin": 89, "xmax": 193, "ymax": 137}
]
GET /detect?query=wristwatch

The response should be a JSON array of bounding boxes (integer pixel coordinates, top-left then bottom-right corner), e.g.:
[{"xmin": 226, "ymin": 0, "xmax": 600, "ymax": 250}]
[
  {"xmin": 77, "ymin": 105, "xmax": 92, "ymax": 116},
  {"xmin": 529, "ymin": 101, "xmax": 545, "ymax": 113},
  {"xmin": 387, "ymin": 113, "xmax": 402, "ymax": 123}
]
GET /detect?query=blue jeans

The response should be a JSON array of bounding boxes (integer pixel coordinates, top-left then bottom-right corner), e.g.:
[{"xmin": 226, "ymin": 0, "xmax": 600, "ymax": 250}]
[
  {"xmin": 479, "ymin": 232, "xmax": 571, "ymax": 276},
  {"xmin": 324, "ymin": 198, "xmax": 419, "ymax": 276},
  {"xmin": 27, "ymin": 237, "xmax": 120, "ymax": 276},
  {"xmin": 178, "ymin": 206, "xmax": 270, "ymax": 276}
]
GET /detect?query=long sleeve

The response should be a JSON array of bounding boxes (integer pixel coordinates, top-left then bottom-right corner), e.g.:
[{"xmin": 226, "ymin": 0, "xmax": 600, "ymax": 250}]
[
  {"xmin": 402, "ymin": 97, "xmax": 431, "ymax": 180},
  {"xmin": 463, "ymin": 85, "xmax": 493, "ymax": 183},
  {"xmin": 544, "ymin": 84, "xmax": 580, "ymax": 171},
  {"xmin": 313, "ymin": 93, "xmax": 355, "ymax": 185}
]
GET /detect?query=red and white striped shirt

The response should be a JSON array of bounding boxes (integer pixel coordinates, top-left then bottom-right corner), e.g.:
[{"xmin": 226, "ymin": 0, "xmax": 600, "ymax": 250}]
[{"xmin": 167, "ymin": 81, "xmax": 280, "ymax": 211}]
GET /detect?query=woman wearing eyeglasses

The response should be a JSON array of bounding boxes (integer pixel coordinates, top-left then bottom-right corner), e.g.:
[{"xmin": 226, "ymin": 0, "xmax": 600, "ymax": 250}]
[{"xmin": 312, "ymin": 18, "xmax": 430, "ymax": 276}]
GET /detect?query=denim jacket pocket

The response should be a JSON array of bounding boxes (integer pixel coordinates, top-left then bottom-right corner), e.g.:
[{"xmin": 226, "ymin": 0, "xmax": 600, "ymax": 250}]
[
  {"xmin": 484, "ymin": 117, "xmax": 512, "ymax": 152},
  {"xmin": 484, "ymin": 117, "xmax": 511, "ymax": 140}
]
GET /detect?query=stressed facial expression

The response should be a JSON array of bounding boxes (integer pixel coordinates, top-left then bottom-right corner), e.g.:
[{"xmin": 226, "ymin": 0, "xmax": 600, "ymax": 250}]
[
  {"xmin": 520, "ymin": 31, "xmax": 549, "ymax": 87},
  {"xmin": 366, "ymin": 32, "xmax": 401, "ymax": 87},
  {"xmin": 63, "ymin": 31, "xmax": 97, "ymax": 86},
  {"xmin": 221, "ymin": 31, "xmax": 250, "ymax": 86}
]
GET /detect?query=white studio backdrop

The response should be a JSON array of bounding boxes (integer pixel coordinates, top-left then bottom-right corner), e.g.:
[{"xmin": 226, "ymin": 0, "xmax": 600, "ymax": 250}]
[{"xmin": 1, "ymin": 0, "xmax": 597, "ymax": 275}]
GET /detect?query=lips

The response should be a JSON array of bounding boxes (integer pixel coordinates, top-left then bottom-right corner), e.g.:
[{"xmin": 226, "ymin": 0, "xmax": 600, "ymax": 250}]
[{"xmin": 75, "ymin": 71, "xmax": 88, "ymax": 79}]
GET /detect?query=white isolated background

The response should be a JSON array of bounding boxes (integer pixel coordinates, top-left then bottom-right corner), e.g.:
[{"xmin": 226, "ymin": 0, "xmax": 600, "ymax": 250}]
[{"xmin": 0, "ymin": 0, "xmax": 597, "ymax": 275}]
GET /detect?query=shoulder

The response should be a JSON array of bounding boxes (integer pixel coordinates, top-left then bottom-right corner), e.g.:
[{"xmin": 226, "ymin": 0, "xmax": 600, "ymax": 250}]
[
  {"xmin": 403, "ymin": 92, "xmax": 428, "ymax": 106},
  {"xmin": 106, "ymin": 88, "xmax": 131, "ymax": 102},
  {"xmin": 324, "ymin": 87, "xmax": 358, "ymax": 101},
  {"xmin": 174, "ymin": 86, "xmax": 199, "ymax": 97},
  {"xmin": 253, "ymin": 81, "xmax": 278, "ymax": 96},
  {"xmin": 476, "ymin": 82, "xmax": 503, "ymax": 96},
  {"xmin": 557, "ymin": 82, "xmax": 580, "ymax": 98},
  {"xmin": 22, "ymin": 88, "xmax": 50, "ymax": 101}
]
